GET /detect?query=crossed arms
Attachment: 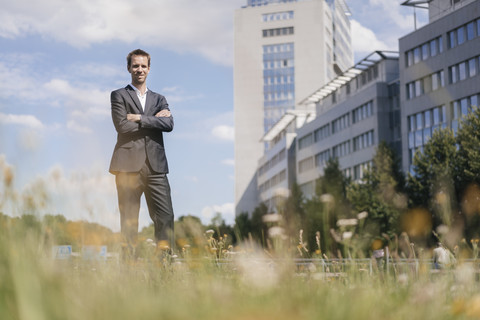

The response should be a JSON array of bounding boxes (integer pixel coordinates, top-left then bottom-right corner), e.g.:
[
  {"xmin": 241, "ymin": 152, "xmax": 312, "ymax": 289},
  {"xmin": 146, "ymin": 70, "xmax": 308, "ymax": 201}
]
[
  {"xmin": 111, "ymin": 90, "xmax": 173, "ymax": 134},
  {"xmin": 126, "ymin": 109, "xmax": 171, "ymax": 122}
]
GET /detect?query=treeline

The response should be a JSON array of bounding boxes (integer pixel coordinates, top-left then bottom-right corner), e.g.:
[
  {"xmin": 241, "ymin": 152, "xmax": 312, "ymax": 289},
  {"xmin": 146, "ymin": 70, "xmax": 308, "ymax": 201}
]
[
  {"xmin": 235, "ymin": 107, "xmax": 480, "ymax": 258},
  {"xmin": 0, "ymin": 212, "xmax": 236, "ymax": 254},
  {"xmin": 0, "ymin": 213, "xmax": 119, "ymax": 251}
]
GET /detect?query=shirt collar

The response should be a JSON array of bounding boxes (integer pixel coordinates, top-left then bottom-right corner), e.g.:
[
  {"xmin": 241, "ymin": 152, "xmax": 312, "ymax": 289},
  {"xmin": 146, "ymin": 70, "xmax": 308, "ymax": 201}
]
[{"xmin": 128, "ymin": 84, "xmax": 148, "ymax": 96}]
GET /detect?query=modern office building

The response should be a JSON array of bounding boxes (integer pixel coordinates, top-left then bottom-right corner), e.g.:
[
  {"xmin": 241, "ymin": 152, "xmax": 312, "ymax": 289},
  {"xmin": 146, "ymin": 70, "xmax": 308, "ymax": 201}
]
[
  {"xmin": 294, "ymin": 51, "xmax": 401, "ymax": 197},
  {"xmin": 258, "ymin": 109, "xmax": 315, "ymax": 210},
  {"xmin": 234, "ymin": 0, "xmax": 353, "ymax": 215},
  {"xmin": 399, "ymin": 0, "xmax": 480, "ymax": 173}
]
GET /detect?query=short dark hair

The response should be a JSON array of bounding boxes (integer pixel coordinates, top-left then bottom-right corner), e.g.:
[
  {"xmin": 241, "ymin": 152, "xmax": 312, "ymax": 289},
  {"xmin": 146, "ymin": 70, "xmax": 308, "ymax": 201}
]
[{"xmin": 127, "ymin": 49, "xmax": 151, "ymax": 68}]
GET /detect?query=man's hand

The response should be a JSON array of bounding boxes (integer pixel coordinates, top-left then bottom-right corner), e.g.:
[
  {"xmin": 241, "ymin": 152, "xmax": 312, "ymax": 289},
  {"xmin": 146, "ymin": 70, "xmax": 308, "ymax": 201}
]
[
  {"xmin": 155, "ymin": 110, "xmax": 171, "ymax": 117},
  {"xmin": 127, "ymin": 114, "xmax": 141, "ymax": 122}
]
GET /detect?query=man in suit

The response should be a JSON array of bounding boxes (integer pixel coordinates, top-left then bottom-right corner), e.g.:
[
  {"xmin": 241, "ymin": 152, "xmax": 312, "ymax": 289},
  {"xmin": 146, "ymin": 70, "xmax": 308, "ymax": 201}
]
[{"xmin": 109, "ymin": 49, "xmax": 174, "ymax": 254}]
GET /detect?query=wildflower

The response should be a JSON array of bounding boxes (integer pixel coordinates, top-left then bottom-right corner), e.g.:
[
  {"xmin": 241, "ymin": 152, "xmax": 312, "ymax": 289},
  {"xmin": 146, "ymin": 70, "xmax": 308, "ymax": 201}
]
[
  {"xmin": 357, "ymin": 211, "xmax": 368, "ymax": 220},
  {"xmin": 268, "ymin": 226, "xmax": 285, "ymax": 238},
  {"xmin": 206, "ymin": 229, "xmax": 215, "ymax": 235},
  {"xmin": 336, "ymin": 218, "xmax": 358, "ymax": 227},
  {"xmin": 320, "ymin": 193, "xmax": 334, "ymax": 204},
  {"xmin": 342, "ymin": 231, "xmax": 353, "ymax": 239},
  {"xmin": 436, "ymin": 224, "xmax": 449, "ymax": 235},
  {"xmin": 263, "ymin": 213, "xmax": 281, "ymax": 223}
]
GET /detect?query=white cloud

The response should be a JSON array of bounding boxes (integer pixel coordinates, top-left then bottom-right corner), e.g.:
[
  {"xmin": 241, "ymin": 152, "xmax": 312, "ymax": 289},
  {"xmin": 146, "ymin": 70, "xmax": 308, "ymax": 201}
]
[
  {"xmin": 0, "ymin": 0, "xmax": 245, "ymax": 66},
  {"xmin": 200, "ymin": 202, "xmax": 235, "ymax": 225},
  {"xmin": 211, "ymin": 125, "xmax": 234, "ymax": 141},
  {"xmin": 0, "ymin": 112, "xmax": 44, "ymax": 129},
  {"xmin": 66, "ymin": 120, "xmax": 93, "ymax": 134},
  {"xmin": 351, "ymin": 20, "xmax": 389, "ymax": 56},
  {"xmin": 221, "ymin": 158, "xmax": 235, "ymax": 166}
]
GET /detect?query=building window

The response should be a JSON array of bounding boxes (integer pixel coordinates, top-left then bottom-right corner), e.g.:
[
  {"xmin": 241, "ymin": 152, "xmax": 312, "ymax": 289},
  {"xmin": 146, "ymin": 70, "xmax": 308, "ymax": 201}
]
[
  {"xmin": 263, "ymin": 43, "xmax": 295, "ymax": 132},
  {"xmin": 450, "ymin": 65, "xmax": 458, "ymax": 83},
  {"xmin": 413, "ymin": 47, "xmax": 421, "ymax": 64},
  {"xmin": 262, "ymin": 11, "xmax": 294, "ymax": 22},
  {"xmin": 352, "ymin": 101, "xmax": 373, "ymax": 123},
  {"xmin": 407, "ymin": 105, "xmax": 447, "ymax": 165},
  {"xmin": 467, "ymin": 21, "xmax": 475, "ymax": 41},
  {"xmin": 415, "ymin": 79, "xmax": 424, "ymax": 97},
  {"xmin": 332, "ymin": 113, "xmax": 350, "ymax": 134},
  {"xmin": 298, "ymin": 133, "xmax": 314, "ymax": 150},
  {"xmin": 353, "ymin": 131, "xmax": 374, "ymax": 152},
  {"xmin": 298, "ymin": 157, "xmax": 314, "ymax": 174},
  {"xmin": 315, "ymin": 150, "xmax": 331, "ymax": 167},
  {"xmin": 469, "ymin": 58, "xmax": 477, "ymax": 77},
  {"xmin": 314, "ymin": 124, "xmax": 330, "ymax": 142},
  {"xmin": 478, "ymin": 18, "xmax": 480, "ymax": 38},
  {"xmin": 262, "ymin": 26, "xmax": 294, "ymax": 38},
  {"xmin": 457, "ymin": 26, "xmax": 465, "ymax": 45},
  {"xmin": 459, "ymin": 62, "xmax": 467, "ymax": 81},
  {"xmin": 448, "ymin": 54, "xmax": 480, "ymax": 84},
  {"xmin": 451, "ymin": 93, "xmax": 480, "ymax": 134},
  {"xmin": 353, "ymin": 162, "xmax": 371, "ymax": 181},
  {"xmin": 431, "ymin": 70, "xmax": 444, "ymax": 91},
  {"xmin": 406, "ymin": 51, "xmax": 413, "ymax": 67},
  {"xmin": 421, "ymin": 43, "xmax": 429, "ymax": 60},
  {"xmin": 332, "ymin": 141, "xmax": 351, "ymax": 158},
  {"xmin": 430, "ymin": 38, "xmax": 437, "ymax": 57}
]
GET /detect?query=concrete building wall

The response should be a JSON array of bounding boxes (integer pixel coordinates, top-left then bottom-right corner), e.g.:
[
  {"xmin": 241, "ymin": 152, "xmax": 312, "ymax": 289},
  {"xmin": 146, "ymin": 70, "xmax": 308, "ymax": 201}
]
[
  {"xmin": 399, "ymin": 0, "xmax": 480, "ymax": 173},
  {"xmin": 295, "ymin": 56, "xmax": 400, "ymax": 198},
  {"xmin": 234, "ymin": 0, "xmax": 353, "ymax": 215}
]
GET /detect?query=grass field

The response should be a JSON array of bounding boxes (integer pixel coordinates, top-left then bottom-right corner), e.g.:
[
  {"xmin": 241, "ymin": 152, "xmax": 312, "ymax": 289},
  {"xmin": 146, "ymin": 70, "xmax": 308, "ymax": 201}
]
[{"xmin": 1, "ymin": 223, "xmax": 480, "ymax": 320}]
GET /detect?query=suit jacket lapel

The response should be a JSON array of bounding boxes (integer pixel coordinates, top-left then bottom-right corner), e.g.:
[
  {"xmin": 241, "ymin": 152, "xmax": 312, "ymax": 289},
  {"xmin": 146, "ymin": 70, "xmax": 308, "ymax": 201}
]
[
  {"xmin": 144, "ymin": 91, "xmax": 154, "ymax": 115},
  {"xmin": 125, "ymin": 85, "xmax": 144, "ymax": 114}
]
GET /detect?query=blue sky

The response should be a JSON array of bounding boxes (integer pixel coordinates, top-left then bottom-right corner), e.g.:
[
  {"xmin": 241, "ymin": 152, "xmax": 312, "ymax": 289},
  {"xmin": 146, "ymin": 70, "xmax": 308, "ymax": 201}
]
[{"xmin": 0, "ymin": 0, "xmax": 427, "ymax": 230}]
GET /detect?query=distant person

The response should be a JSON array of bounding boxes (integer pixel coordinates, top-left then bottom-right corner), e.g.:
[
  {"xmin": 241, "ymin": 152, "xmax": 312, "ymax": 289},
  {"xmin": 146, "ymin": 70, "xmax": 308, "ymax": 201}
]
[
  {"xmin": 109, "ymin": 49, "xmax": 174, "ymax": 257},
  {"xmin": 433, "ymin": 242, "xmax": 450, "ymax": 269}
]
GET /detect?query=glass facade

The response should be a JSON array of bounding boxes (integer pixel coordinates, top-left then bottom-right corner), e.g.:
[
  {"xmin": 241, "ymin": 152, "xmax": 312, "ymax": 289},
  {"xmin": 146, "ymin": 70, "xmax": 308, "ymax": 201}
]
[
  {"xmin": 263, "ymin": 43, "xmax": 295, "ymax": 132},
  {"xmin": 248, "ymin": 0, "xmax": 304, "ymax": 6},
  {"xmin": 407, "ymin": 105, "xmax": 447, "ymax": 167}
]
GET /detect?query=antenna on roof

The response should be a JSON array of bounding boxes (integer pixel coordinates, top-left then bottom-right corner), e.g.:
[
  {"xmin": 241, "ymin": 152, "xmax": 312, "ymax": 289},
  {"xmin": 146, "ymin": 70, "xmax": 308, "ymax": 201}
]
[{"xmin": 401, "ymin": 0, "xmax": 431, "ymax": 30}]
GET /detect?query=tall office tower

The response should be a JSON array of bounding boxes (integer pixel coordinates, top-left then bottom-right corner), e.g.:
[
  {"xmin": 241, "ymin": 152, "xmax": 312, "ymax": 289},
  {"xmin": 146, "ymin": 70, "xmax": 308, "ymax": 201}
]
[
  {"xmin": 234, "ymin": 0, "xmax": 353, "ymax": 215},
  {"xmin": 399, "ymin": 0, "xmax": 480, "ymax": 173}
]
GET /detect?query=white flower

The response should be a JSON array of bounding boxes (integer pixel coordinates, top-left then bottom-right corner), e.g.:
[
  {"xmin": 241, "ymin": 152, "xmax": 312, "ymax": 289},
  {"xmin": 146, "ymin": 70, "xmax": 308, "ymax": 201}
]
[
  {"xmin": 268, "ymin": 226, "xmax": 285, "ymax": 238},
  {"xmin": 337, "ymin": 218, "xmax": 358, "ymax": 227},
  {"xmin": 206, "ymin": 229, "xmax": 215, "ymax": 234},
  {"xmin": 320, "ymin": 193, "xmax": 334, "ymax": 203},
  {"xmin": 357, "ymin": 211, "xmax": 368, "ymax": 220},
  {"xmin": 436, "ymin": 224, "xmax": 449, "ymax": 235},
  {"xmin": 342, "ymin": 231, "xmax": 353, "ymax": 239},
  {"xmin": 263, "ymin": 213, "xmax": 281, "ymax": 223}
]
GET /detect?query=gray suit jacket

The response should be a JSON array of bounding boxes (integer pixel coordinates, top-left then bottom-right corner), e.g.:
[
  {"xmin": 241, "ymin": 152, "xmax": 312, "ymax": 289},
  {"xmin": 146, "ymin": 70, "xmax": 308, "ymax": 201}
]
[{"xmin": 109, "ymin": 85, "xmax": 173, "ymax": 174}]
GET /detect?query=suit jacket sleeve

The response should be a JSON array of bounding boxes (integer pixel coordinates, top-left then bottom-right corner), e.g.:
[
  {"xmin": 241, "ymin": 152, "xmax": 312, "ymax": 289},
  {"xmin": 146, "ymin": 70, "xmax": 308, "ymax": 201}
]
[
  {"xmin": 140, "ymin": 94, "xmax": 174, "ymax": 132},
  {"xmin": 111, "ymin": 90, "xmax": 141, "ymax": 134}
]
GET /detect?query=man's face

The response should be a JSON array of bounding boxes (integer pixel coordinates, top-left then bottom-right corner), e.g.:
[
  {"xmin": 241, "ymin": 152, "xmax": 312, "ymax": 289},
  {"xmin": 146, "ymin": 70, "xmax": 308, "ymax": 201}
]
[{"xmin": 128, "ymin": 55, "xmax": 150, "ymax": 85}]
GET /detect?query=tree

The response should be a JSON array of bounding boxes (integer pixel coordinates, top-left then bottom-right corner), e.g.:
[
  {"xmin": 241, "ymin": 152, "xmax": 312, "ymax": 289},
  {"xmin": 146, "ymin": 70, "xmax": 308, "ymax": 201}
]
[
  {"xmin": 280, "ymin": 182, "xmax": 305, "ymax": 239},
  {"xmin": 347, "ymin": 142, "xmax": 406, "ymax": 241},
  {"xmin": 455, "ymin": 106, "xmax": 480, "ymax": 194},
  {"xmin": 304, "ymin": 158, "xmax": 350, "ymax": 255},
  {"xmin": 234, "ymin": 212, "xmax": 251, "ymax": 241},
  {"xmin": 406, "ymin": 128, "xmax": 457, "ymax": 229},
  {"xmin": 250, "ymin": 203, "xmax": 268, "ymax": 245},
  {"xmin": 174, "ymin": 215, "xmax": 206, "ymax": 249},
  {"xmin": 455, "ymin": 106, "xmax": 480, "ymax": 239},
  {"xmin": 206, "ymin": 213, "xmax": 235, "ymax": 243}
]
